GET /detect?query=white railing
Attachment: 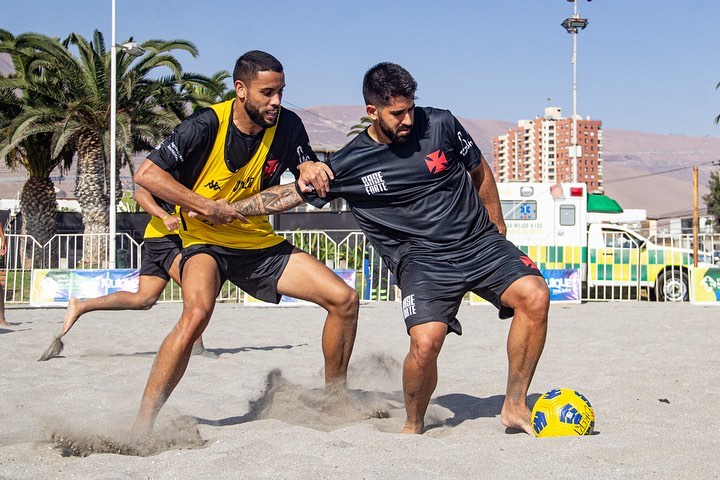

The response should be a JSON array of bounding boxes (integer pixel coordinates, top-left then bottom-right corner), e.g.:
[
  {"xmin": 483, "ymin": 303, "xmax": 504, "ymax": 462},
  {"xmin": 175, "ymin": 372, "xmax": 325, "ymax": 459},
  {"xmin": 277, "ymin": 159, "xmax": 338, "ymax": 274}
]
[{"xmin": 2, "ymin": 231, "xmax": 718, "ymax": 304}]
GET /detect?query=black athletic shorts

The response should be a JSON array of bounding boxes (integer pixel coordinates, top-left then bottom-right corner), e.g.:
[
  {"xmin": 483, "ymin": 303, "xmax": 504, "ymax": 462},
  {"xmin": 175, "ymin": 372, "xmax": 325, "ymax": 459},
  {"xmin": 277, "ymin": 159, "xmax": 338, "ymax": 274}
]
[
  {"xmin": 396, "ymin": 234, "xmax": 544, "ymax": 336},
  {"xmin": 139, "ymin": 235, "xmax": 183, "ymax": 281},
  {"xmin": 179, "ymin": 240, "xmax": 295, "ymax": 304}
]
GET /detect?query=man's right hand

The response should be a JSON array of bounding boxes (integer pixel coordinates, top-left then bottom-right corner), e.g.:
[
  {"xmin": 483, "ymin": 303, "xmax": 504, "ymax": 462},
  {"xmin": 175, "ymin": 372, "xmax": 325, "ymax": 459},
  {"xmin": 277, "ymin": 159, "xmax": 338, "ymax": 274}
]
[{"xmin": 188, "ymin": 198, "xmax": 248, "ymax": 225}]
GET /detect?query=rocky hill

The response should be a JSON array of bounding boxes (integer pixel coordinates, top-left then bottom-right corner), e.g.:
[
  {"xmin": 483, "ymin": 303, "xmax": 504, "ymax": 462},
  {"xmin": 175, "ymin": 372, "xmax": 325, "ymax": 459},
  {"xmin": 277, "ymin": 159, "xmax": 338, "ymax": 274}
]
[
  {"xmin": 295, "ymin": 105, "xmax": 720, "ymax": 220},
  {"xmin": 1, "ymin": 55, "xmax": 718, "ymax": 220}
]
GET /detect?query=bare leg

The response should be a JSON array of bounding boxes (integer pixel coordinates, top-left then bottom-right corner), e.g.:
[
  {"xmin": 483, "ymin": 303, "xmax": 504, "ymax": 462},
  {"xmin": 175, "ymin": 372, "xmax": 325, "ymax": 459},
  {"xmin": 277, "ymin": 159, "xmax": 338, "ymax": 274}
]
[
  {"xmin": 277, "ymin": 249, "xmax": 358, "ymax": 394},
  {"xmin": 498, "ymin": 275, "xmax": 549, "ymax": 435},
  {"xmin": 133, "ymin": 254, "xmax": 220, "ymax": 433},
  {"xmin": 0, "ymin": 282, "xmax": 7, "ymax": 326},
  {"xmin": 61, "ymin": 275, "xmax": 168, "ymax": 335},
  {"xmin": 401, "ymin": 321, "xmax": 447, "ymax": 434}
]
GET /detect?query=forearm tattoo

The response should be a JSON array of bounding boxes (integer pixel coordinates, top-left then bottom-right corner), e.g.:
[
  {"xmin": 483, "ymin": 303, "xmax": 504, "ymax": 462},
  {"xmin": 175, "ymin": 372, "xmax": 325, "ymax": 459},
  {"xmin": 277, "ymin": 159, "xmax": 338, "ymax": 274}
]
[{"xmin": 232, "ymin": 184, "xmax": 304, "ymax": 215}]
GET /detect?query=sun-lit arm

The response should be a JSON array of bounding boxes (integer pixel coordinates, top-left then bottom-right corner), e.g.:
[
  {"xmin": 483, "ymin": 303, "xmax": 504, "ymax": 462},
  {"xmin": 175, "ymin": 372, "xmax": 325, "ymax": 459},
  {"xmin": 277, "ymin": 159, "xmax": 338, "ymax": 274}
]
[{"xmin": 231, "ymin": 183, "xmax": 306, "ymax": 216}]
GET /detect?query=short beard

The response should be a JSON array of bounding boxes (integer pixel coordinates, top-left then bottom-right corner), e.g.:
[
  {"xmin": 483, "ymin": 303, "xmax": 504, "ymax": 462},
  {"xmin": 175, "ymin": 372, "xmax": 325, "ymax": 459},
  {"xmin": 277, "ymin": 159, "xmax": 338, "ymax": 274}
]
[
  {"xmin": 378, "ymin": 117, "xmax": 410, "ymax": 144},
  {"xmin": 245, "ymin": 99, "xmax": 278, "ymax": 128}
]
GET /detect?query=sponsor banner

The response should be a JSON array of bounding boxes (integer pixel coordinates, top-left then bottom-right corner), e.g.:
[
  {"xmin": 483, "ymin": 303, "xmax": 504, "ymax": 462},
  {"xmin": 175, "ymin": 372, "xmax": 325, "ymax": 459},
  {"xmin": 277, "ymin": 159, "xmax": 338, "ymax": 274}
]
[
  {"xmin": 471, "ymin": 268, "xmax": 580, "ymax": 305},
  {"xmin": 543, "ymin": 268, "xmax": 581, "ymax": 303},
  {"xmin": 244, "ymin": 269, "xmax": 357, "ymax": 307},
  {"xmin": 30, "ymin": 269, "xmax": 139, "ymax": 307},
  {"xmin": 690, "ymin": 267, "xmax": 720, "ymax": 305}
]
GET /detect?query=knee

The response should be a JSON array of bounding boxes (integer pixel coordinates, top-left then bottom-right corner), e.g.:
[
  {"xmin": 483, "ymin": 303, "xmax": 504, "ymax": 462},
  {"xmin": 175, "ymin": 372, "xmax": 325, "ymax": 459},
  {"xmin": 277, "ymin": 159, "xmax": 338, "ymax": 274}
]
[
  {"xmin": 327, "ymin": 285, "xmax": 359, "ymax": 320},
  {"xmin": 514, "ymin": 277, "xmax": 550, "ymax": 319},
  {"xmin": 410, "ymin": 332, "xmax": 443, "ymax": 368},
  {"xmin": 138, "ymin": 295, "xmax": 160, "ymax": 310},
  {"xmin": 179, "ymin": 305, "xmax": 211, "ymax": 341}
]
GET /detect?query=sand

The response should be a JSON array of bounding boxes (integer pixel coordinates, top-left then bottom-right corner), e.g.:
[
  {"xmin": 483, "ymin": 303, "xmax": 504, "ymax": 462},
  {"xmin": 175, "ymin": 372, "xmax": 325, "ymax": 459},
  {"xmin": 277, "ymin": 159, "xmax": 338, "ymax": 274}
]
[{"xmin": 1, "ymin": 301, "xmax": 719, "ymax": 479}]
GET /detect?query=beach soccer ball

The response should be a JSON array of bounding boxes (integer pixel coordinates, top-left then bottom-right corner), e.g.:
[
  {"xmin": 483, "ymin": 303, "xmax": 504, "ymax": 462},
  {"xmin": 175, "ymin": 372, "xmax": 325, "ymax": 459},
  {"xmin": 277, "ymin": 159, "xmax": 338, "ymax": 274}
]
[{"xmin": 531, "ymin": 388, "xmax": 595, "ymax": 438}]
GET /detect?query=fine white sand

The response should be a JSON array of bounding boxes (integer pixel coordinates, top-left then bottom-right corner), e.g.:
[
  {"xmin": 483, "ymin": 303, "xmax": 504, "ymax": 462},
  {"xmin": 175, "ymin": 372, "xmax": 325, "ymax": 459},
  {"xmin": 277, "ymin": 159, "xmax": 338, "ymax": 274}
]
[{"xmin": 1, "ymin": 301, "xmax": 719, "ymax": 479}]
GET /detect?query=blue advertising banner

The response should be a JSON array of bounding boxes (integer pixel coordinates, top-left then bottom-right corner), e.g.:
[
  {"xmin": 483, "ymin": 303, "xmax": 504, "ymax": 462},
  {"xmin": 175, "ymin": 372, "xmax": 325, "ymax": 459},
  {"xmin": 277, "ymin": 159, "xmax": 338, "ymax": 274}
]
[
  {"xmin": 542, "ymin": 268, "xmax": 581, "ymax": 303},
  {"xmin": 30, "ymin": 269, "xmax": 139, "ymax": 307},
  {"xmin": 244, "ymin": 269, "xmax": 356, "ymax": 307},
  {"xmin": 471, "ymin": 268, "xmax": 580, "ymax": 305}
]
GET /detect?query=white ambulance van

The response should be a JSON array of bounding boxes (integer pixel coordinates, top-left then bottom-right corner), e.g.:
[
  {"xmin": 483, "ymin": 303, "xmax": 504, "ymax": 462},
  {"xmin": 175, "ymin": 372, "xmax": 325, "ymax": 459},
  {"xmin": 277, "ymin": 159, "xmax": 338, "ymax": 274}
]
[{"xmin": 496, "ymin": 182, "xmax": 713, "ymax": 302}]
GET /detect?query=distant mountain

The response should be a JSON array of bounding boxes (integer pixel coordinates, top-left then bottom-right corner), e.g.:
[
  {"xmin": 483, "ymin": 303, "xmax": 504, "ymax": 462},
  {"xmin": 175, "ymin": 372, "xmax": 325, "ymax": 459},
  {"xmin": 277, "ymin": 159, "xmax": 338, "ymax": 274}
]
[
  {"xmin": 295, "ymin": 105, "xmax": 720, "ymax": 220},
  {"xmin": 0, "ymin": 92, "xmax": 717, "ymax": 221}
]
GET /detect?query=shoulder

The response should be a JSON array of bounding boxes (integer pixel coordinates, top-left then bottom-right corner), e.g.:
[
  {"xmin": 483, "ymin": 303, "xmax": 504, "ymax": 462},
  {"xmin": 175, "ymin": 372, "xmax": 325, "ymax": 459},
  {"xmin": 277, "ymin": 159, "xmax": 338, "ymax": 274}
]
[
  {"xmin": 421, "ymin": 106, "xmax": 455, "ymax": 126},
  {"xmin": 174, "ymin": 107, "xmax": 220, "ymax": 141},
  {"xmin": 277, "ymin": 107, "xmax": 305, "ymax": 131},
  {"xmin": 332, "ymin": 131, "xmax": 373, "ymax": 163},
  {"xmin": 185, "ymin": 106, "xmax": 220, "ymax": 126}
]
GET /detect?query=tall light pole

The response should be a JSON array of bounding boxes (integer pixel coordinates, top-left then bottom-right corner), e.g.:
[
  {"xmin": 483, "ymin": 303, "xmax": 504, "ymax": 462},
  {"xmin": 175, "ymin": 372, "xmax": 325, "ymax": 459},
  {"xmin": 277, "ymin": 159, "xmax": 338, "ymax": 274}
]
[
  {"xmin": 109, "ymin": 0, "xmax": 143, "ymax": 268},
  {"xmin": 561, "ymin": 0, "xmax": 588, "ymax": 184}
]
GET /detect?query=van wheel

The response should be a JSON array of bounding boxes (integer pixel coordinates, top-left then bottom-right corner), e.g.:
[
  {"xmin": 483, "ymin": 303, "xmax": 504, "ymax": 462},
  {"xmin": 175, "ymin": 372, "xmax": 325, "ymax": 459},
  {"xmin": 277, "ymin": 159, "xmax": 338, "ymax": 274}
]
[{"xmin": 656, "ymin": 270, "xmax": 689, "ymax": 302}]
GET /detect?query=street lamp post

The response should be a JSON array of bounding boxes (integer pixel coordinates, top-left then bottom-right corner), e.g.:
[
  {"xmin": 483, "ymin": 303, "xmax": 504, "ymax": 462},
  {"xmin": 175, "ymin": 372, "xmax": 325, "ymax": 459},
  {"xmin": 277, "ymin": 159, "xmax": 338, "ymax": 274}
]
[
  {"xmin": 561, "ymin": 0, "xmax": 589, "ymax": 184},
  {"xmin": 109, "ymin": 0, "xmax": 143, "ymax": 268}
]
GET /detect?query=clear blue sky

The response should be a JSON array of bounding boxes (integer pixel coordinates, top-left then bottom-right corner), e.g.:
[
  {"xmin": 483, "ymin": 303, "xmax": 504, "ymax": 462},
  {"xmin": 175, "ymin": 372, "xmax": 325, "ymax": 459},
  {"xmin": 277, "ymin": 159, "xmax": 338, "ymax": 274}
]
[{"xmin": 4, "ymin": 0, "xmax": 719, "ymax": 137}]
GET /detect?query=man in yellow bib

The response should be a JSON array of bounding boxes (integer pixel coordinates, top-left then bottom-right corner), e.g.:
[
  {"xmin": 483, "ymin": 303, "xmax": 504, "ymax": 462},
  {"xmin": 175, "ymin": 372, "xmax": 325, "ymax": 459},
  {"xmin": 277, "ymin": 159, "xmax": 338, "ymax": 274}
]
[{"xmin": 133, "ymin": 50, "xmax": 359, "ymax": 432}]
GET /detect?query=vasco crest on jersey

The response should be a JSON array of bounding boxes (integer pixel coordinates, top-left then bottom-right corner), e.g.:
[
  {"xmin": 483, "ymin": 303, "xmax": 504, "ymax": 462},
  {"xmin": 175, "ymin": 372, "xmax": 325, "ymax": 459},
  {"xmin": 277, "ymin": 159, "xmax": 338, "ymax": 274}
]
[{"xmin": 425, "ymin": 149, "xmax": 449, "ymax": 175}]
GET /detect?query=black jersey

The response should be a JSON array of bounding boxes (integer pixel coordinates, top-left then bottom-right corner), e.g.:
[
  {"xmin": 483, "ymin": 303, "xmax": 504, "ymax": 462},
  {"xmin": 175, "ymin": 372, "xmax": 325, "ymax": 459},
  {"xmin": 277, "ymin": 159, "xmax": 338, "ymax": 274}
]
[
  {"xmin": 300, "ymin": 107, "xmax": 498, "ymax": 275},
  {"xmin": 148, "ymin": 103, "xmax": 318, "ymax": 193}
]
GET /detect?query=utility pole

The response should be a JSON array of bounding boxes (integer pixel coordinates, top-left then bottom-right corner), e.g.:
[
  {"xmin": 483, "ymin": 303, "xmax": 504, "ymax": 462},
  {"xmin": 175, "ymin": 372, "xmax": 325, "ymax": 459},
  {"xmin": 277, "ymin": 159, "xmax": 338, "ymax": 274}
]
[{"xmin": 561, "ymin": 1, "xmax": 589, "ymax": 184}]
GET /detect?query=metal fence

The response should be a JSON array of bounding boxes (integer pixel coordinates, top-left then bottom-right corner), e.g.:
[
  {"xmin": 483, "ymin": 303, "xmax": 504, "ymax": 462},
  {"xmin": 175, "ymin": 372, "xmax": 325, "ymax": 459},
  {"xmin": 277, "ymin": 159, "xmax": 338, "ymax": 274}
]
[{"xmin": 2, "ymin": 230, "xmax": 718, "ymax": 305}]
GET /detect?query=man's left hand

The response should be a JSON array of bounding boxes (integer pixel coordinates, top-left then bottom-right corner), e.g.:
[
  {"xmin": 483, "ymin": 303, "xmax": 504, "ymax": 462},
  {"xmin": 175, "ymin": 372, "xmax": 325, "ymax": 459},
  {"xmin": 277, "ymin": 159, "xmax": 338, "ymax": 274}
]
[{"xmin": 298, "ymin": 161, "xmax": 334, "ymax": 197}]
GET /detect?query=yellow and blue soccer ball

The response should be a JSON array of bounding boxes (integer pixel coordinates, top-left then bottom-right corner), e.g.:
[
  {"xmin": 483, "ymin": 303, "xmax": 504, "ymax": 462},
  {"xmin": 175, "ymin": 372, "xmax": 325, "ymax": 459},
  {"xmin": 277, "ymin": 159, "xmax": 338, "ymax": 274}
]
[{"xmin": 531, "ymin": 388, "xmax": 595, "ymax": 437}]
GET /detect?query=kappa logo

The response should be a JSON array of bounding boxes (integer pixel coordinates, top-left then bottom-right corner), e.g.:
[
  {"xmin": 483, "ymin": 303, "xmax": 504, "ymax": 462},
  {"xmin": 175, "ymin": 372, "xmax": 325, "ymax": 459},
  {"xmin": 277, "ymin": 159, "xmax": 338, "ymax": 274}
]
[
  {"xmin": 425, "ymin": 150, "xmax": 448, "ymax": 174},
  {"xmin": 264, "ymin": 159, "xmax": 280, "ymax": 177},
  {"xmin": 519, "ymin": 255, "xmax": 539, "ymax": 270},
  {"xmin": 204, "ymin": 180, "xmax": 221, "ymax": 191}
]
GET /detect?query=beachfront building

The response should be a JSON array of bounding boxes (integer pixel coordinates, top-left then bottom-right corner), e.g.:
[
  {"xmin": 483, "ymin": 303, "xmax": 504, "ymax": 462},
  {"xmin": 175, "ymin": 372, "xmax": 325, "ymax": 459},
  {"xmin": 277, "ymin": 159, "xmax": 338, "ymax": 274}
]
[{"xmin": 492, "ymin": 107, "xmax": 603, "ymax": 192}]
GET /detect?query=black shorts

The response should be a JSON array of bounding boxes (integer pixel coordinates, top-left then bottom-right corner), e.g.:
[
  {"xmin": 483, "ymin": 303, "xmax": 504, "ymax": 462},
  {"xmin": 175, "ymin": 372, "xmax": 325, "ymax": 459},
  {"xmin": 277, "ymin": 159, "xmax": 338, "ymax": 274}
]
[
  {"xmin": 179, "ymin": 240, "xmax": 295, "ymax": 304},
  {"xmin": 139, "ymin": 235, "xmax": 183, "ymax": 281},
  {"xmin": 397, "ymin": 234, "xmax": 544, "ymax": 336}
]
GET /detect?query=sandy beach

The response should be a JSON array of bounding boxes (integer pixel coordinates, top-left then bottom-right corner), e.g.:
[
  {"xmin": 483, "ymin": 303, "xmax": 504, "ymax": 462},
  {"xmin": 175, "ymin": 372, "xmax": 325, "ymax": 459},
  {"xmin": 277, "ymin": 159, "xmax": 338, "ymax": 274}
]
[{"xmin": 1, "ymin": 300, "xmax": 719, "ymax": 479}]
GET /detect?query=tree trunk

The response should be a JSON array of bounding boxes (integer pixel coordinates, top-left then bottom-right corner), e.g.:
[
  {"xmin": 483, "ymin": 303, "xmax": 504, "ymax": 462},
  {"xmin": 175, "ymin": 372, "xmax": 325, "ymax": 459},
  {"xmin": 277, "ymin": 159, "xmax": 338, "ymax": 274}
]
[
  {"xmin": 19, "ymin": 176, "xmax": 58, "ymax": 269},
  {"xmin": 74, "ymin": 134, "xmax": 109, "ymax": 267},
  {"xmin": 20, "ymin": 176, "xmax": 58, "ymax": 245}
]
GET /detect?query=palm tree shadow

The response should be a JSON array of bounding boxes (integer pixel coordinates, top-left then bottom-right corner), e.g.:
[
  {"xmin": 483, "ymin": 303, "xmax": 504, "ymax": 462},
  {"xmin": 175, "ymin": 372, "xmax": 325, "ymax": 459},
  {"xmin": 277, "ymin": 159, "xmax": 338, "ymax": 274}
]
[
  {"xmin": 1, "ymin": 325, "xmax": 31, "ymax": 334},
  {"xmin": 106, "ymin": 343, "xmax": 307, "ymax": 358},
  {"xmin": 207, "ymin": 343, "xmax": 306, "ymax": 356}
]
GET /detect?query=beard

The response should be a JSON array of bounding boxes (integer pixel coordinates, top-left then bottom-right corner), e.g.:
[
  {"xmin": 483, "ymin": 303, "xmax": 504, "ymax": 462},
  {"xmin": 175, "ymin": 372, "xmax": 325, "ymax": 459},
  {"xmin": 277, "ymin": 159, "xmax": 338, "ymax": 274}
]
[
  {"xmin": 378, "ymin": 117, "xmax": 411, "ymax": 144},
  {"xmin": 245, "ymin": 98, "xmax": 278, "ymax": 128}
]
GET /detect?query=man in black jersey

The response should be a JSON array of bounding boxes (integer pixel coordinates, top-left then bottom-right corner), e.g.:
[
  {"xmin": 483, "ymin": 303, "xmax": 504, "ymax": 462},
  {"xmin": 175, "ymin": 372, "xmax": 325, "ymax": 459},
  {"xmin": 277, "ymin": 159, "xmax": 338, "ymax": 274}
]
[
  {"xmin": 132, "ymin": 51, "xmax": 358, "ymax": 433},
  {"xmin": 230, "ymin": 62, "xmax": 550, "ymax": 435}
]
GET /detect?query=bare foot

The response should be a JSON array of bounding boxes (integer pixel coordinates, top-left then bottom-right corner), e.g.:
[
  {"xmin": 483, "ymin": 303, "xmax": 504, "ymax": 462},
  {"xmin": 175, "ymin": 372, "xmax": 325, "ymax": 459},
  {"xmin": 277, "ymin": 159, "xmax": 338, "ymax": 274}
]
[
  {"xmin": 500, "ymin": 400, "xmax": 533, "ymax": 435},
  {"xmin": 61, "ymin": 298, "xmax": 84, "ymax": 336},
  {"xmin": 400, "ymin": 423, "xmax": 423, "ymax": 434},
  {"xmin": 0, "ymin": 319, "xmax": 10, "ymax": 327}
]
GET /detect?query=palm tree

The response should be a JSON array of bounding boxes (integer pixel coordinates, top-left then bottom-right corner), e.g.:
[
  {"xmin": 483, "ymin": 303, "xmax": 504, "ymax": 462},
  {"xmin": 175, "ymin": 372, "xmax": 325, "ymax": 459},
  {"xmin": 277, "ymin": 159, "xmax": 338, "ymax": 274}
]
[
  {"xmin": 0, "ymin": 30, "xmax": 223, "ymax": 264},
  {"xmin": 347, "ymin": 116, "xmax": 372, "ymax": 137},
  {"xmin": 0, "ymin": 31, "xmax": 74, "ymax": 248},
  {"xmin": 180, "ymin": 69, "xmax": 232, "ymax": 112}
]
